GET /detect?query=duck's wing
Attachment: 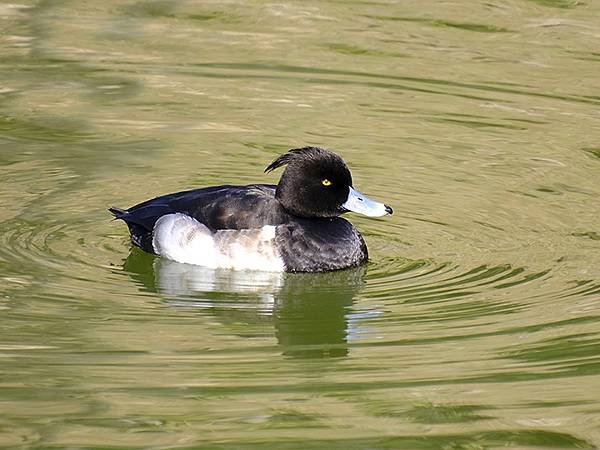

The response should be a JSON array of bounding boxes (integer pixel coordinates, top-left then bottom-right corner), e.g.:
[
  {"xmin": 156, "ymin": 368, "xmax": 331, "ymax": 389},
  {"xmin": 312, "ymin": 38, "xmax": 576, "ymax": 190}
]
[{"xmin": 110, "ymin": 184, "xmax": 286, "ymax": 252}]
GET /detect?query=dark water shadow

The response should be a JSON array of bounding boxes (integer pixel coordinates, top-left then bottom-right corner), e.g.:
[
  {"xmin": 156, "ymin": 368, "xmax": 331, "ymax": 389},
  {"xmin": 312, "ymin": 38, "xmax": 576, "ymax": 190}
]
[
  {"xmin": 183, "ymin": 429, "xmax": 595, "ymax": 450},
  {"xmin": 121, "ymin": 249, "xmax": 365, "ymax": 359}
]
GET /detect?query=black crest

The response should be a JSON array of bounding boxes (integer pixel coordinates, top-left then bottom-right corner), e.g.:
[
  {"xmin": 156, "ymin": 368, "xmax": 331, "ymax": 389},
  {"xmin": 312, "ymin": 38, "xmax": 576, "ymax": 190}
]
[
  {"xmin": 265, "ymin": 147, "xmax": 345, "ymax": 174},
  {"xmin": 264, "ymin": 147, "xmax": 353, "ymax": 218}
]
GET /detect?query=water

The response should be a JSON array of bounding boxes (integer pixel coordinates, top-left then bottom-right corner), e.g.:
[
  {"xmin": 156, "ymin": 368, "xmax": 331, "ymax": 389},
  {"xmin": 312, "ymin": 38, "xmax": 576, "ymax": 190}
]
[{"xmin": 1, "ymin": 0, "xmax": 600, "ymax": 448}]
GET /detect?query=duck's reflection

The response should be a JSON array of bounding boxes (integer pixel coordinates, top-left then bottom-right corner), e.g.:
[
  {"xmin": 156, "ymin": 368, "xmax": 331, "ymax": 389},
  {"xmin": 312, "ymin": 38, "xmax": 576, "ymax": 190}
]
[{"xmin": 123, "ymin": 249, "xmax": 365, "ymax": 358}]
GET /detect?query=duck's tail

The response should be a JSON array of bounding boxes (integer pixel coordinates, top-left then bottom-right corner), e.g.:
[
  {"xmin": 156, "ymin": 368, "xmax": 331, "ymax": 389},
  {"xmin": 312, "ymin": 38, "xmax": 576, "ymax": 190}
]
[
  {"xmin": 108, "ymin": 206, "xmax": 156, "ymax": 254},
  {"xmin": 108, "ymin": 206, "xmax": 127, "ymax": 219}
]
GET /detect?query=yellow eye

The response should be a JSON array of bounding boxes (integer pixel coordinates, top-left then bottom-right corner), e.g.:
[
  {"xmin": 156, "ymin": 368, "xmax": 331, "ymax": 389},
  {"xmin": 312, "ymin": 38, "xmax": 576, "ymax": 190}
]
[{"xmin": 322, "ymin": 179, "xmax": 332, "ymax": 186}]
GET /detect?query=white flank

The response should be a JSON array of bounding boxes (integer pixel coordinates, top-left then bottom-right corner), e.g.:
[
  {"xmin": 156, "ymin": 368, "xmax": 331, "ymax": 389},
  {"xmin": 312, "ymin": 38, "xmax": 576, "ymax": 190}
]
[{"xmin": 152, "ymin": 213, "xmax": 285, "ymax": 272}]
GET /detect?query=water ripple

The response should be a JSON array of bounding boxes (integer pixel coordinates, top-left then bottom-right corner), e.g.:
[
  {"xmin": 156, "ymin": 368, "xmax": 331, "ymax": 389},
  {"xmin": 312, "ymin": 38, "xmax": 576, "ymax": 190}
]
[{"xmin": 185, "ymin": 63, "xmax": 600, "ymax": 106}]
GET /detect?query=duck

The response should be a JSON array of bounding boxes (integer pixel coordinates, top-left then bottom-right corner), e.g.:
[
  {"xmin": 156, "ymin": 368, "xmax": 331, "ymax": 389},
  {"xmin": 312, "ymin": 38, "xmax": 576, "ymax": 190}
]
[{"xmin": 109, "ymin": 146, "xmax": 392, "ymax": 273}]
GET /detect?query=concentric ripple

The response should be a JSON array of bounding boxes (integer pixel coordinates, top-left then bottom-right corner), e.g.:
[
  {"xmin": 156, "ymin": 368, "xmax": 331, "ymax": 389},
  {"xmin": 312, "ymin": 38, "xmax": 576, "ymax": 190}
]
[{"xmin": 1, "ymin": 0, "xmax": 600, "ymax": 447}]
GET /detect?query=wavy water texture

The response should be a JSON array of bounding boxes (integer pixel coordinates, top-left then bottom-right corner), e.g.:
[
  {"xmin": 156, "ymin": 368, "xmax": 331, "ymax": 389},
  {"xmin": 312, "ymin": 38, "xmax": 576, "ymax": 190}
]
[{"xmin": 0, "ymin": 0, "xmax": 599, "ymax": 449}]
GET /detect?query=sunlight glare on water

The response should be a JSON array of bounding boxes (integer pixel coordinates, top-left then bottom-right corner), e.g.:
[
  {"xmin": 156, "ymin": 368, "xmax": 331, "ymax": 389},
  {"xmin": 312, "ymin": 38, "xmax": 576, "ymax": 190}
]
[{"xmin": 1, "ymin": 0, "xmax": 600, "ymax": 449}]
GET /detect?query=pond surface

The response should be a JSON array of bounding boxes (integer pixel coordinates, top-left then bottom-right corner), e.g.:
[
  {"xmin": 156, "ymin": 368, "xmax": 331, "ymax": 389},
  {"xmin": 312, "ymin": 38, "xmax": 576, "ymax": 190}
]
[{"xmin": 1, "ymin": 0, "xmax": 600, "ymax": 448}]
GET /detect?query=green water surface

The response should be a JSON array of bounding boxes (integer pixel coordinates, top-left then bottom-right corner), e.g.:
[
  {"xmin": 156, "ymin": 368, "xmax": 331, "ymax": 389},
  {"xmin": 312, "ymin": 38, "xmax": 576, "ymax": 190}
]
[{"xmin": 1, "ymin": 1, "xmax": 600, "ymax": 449}]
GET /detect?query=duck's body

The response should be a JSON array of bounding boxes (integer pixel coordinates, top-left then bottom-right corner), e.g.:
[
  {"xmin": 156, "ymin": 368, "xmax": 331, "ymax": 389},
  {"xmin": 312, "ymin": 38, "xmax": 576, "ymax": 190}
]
[{"xmin": 110, "ymin": 147, "xmax": 391, "ymax": 273}]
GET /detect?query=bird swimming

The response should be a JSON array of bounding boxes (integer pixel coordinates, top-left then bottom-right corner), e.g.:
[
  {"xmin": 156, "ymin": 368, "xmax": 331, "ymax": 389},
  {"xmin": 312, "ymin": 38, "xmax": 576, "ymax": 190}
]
[{"xmin": 109, "ymin": 147, "xmax": 392, "ymax": 273}]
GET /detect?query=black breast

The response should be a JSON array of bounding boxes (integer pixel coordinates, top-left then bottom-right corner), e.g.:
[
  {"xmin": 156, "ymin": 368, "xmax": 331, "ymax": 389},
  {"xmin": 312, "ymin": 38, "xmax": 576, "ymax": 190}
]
[{"xmin": 275, "ymin": 218, "xmax": 368, "ymax": 272}]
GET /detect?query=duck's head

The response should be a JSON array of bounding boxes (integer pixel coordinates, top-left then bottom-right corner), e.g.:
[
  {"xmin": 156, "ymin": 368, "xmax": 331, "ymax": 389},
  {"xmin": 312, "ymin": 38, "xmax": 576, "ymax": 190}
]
[{"xmin": 265, "ymin": 147, "xmax": 393, "ymax": 219}]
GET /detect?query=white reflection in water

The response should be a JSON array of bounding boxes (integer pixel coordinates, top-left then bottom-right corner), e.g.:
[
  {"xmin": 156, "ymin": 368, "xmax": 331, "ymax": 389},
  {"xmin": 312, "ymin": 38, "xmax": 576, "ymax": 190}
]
[
  {"xmin": 144, "ymin": 254, "xmax": 367, "ymax": 358},
  {"xmin": 154, "ymin": 257, "xmax": 284, "ymax": 311}
]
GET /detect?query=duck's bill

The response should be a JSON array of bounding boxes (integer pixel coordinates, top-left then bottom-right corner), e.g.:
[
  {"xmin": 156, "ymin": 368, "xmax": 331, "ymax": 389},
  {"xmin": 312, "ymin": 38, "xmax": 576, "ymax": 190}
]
[{"xmin": 342, "ymin": 187, "xmax": 393, "ymax": 217}]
